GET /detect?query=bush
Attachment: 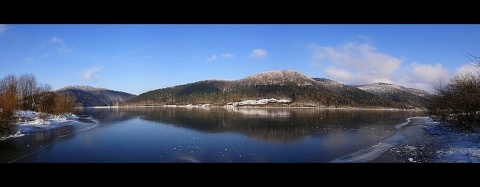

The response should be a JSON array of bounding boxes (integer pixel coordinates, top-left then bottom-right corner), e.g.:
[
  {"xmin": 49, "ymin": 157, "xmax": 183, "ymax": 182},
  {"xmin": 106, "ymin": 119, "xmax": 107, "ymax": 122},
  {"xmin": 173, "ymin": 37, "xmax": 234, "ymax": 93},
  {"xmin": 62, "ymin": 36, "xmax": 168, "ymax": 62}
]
[
  {"xmin": 0, "ymin": 74, "xmax": 75, "ymax": 130},
  {"xmin": 428, "ymin": 72, "xmax": 480, "ymax": 129},
  {"xmin": 0, "ymin": 74, "xmax": 20, "ymax": 122}
]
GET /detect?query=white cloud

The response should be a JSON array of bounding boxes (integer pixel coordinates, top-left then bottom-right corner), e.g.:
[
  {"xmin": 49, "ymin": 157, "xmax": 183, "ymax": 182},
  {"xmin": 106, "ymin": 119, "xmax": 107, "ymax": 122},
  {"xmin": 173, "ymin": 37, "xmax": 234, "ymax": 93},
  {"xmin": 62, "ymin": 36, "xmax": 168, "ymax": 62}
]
[
  {"xmin": 402, "ymin": 63, "xmax": 480, "ymax": 92},
  {"xmin": 310, "ymin": 42, "xmax": 459, "ymax": 92},
  {"xmin": 311, "ymin": 42, "xmax": 402, "ymax": 85},
  {"xmin": 207, "ymin": 53, "xmax": 235, "ymax": 62},
  {"xmin": 410, "ymin": 63, "xmax": 451, "ymax": 83},
  {"xmin": 207, "ymin": 54, "xmax": 218, "ymax": 62},
  {"xmin": 83, "ymin": 68, "xmax": 101, "ymax": 80},
  {"xmin": 455, "ymin": 63, "xmax": 480, "ymax": 76},
  {"xmin": 50, "ymin": 36, "xmax": 63, "ymax": 43},
  {"xmin": 396, "ymin": 63, "xmax": 452, "ymax": 92},
  {"xmin": 222, "ymin": 53, "xmax": 235, "ymax": 58},
  {"xmin": 249, "ymin": 49, "xmax": 268, "ymax": 59},
  {"xmin": 324, "ymin": 67, "xmax": 351, "ymax": 81},
  {"xmin": 0, "ymin": 24, "xmax": 7, "ymax": 35},
  {"xmin": 49, "ymin": 36, "xmax": 72, "ymax": 53}
]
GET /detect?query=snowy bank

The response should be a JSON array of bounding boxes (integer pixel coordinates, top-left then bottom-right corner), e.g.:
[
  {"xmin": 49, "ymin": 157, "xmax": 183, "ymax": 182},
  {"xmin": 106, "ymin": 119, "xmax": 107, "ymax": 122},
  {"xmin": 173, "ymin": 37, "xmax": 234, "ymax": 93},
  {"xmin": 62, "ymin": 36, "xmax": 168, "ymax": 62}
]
[
  {"xmin": 1, "ymin": 110, "xmax": 98, "ymax": 141},
  {"xmin": 331, "ymin": 116, "xmax": 480, "ymax": 163}
]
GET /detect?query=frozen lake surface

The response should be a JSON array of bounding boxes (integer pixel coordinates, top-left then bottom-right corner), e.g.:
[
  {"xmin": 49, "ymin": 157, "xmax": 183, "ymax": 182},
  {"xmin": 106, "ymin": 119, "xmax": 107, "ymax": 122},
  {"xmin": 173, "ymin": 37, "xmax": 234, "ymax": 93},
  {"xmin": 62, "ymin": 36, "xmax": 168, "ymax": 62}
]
[{"xmin": 4, "ymin": 107, "xmax": 472, "ymax": 163}]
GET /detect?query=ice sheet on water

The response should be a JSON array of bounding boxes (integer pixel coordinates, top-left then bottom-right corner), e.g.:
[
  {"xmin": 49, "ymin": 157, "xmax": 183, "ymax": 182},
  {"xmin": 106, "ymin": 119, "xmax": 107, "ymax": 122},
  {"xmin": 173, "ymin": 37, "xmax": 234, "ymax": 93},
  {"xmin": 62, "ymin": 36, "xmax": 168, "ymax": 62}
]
[
  {"xmin": 0, "ymin": 131, "xmax": 25, "ymax": 140},
  {"xmin": 331, "ymin": 116, "xmax": 480, "ymax": 163},
  {"xmin": 330, "ymin": 116, "xmax": 433, "ymax": 163},
  {"xmin": 1, "ymin": 110, "xmax": 98, "ymax": 141},
  {"xmin": 424, "ymin": 120, "xmax": 480, "ymax": 163},
  {"xmin": 329, "ymin": 128, "xmax": 408, "ymax": 163}
]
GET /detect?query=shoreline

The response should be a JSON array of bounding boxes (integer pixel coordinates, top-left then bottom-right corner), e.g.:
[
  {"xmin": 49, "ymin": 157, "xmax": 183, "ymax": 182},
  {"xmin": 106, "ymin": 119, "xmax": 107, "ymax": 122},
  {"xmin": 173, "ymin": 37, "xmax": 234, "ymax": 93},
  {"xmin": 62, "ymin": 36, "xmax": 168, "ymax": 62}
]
[
  {"xmin": 77, "ymin": 105, "xmax": 427, "ymax": 111},
  {"xmin": 368, "ymin": 116, "xmax": 437, "ymax": 163}
]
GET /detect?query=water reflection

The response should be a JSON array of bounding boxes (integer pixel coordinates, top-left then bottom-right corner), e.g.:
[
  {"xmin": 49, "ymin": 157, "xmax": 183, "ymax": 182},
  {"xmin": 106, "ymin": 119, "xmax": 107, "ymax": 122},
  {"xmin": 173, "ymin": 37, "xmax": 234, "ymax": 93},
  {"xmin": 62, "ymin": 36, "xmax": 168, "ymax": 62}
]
[
  {"xmin": 230, "ymin": 107, "xmax": 292, "ymax": 117},
  {"xmin": 78, "ymin": 107, "xmax": 426, "ymax": 144},
  {"xmin": 1, "ymin": 107, "xmax": 427, "ymax": 163},
  {"xmin": 0, "ymin": 118, "xmax": 98, "ymax": 163}
]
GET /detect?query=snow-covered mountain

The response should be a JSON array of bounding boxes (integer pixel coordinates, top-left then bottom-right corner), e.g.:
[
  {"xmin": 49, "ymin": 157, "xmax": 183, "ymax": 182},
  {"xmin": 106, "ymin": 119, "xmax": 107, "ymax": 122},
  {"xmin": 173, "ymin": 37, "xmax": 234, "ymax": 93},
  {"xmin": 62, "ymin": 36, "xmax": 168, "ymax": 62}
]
[
  {"xmin": 312, "ymin": 78, "xmax": 405, "ymax": 108},
  {"xmin": 312, "ymin": 78, "xmax": 344, "ymax": 87},
  {"xmin": 125, "ymin": 70, "xmax": 433, "ymax": 108},
  {"xmin": 57, "ymin": 85, "xmax": 108, "ymax": 92},
  {"xmin": 236, "ymin": 70, "xmax": 317, "ymax": 86},
  {"xmin": 56, "ymin": 85, "xmax": 136, "ymax": 107},
  {"xmin": 354, "ymin": 82, "xmax": 432, "ymax": 108},
  {"xmin": 355, "ymin": 82, "xmax": 432, "ymax": 97}
]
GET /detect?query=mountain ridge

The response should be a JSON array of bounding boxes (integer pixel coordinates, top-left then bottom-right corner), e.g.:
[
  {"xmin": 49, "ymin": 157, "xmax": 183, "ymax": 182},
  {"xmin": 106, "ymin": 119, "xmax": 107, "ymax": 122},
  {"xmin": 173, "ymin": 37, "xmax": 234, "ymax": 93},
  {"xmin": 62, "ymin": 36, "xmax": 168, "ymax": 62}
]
[
  {"xmin": 123, "ymin": 69, "xmax": 433, "ymax": 109},
  {"xmin": 55, "ymin": 85, "xmax": 136, "ymax": 107},
  {"xmin": 236, "ymin": 69, "xmax": 316, "ymax": 86}
]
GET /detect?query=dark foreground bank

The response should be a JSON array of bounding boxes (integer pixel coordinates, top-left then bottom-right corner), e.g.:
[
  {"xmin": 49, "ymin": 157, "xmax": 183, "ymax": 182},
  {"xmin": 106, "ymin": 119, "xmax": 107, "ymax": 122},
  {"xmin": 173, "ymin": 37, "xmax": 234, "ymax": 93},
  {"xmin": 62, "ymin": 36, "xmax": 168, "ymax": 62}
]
[{"xmin": 370, "ymin": 116, "xmax": 480, "ymax": 163}]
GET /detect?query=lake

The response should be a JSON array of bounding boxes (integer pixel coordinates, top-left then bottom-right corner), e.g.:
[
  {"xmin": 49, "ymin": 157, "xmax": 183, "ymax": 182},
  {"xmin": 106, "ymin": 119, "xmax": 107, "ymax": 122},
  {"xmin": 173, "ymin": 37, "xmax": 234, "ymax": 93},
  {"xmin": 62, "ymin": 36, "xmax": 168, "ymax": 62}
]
[{"xmin": 0, "ymin": 107, "xmax": 427, "ymax": 163}]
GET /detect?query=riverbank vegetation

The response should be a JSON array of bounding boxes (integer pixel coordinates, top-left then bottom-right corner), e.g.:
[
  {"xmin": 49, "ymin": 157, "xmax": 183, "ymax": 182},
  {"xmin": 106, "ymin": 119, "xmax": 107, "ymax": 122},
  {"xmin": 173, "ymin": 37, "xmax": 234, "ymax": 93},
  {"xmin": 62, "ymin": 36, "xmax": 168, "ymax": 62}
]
[
  {"xmin": 428, "ymin": 54, "xmax": 480, "ymax": 130},
  {"xmin": 0, "ymin": 73, "xmax": 75, "ymax": 130}
]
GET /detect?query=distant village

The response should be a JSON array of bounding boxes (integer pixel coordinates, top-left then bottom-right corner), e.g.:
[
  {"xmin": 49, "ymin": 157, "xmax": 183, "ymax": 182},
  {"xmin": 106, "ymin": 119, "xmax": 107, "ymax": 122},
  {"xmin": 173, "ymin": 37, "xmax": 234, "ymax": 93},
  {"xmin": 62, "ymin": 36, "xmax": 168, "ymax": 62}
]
[
  {"xmin": 154, "ymin": 98, "xmax": 292, "ymax": 108},
  {"xmin": 226, "ymin": 98, "xmax": 292, "ymax": 107}
]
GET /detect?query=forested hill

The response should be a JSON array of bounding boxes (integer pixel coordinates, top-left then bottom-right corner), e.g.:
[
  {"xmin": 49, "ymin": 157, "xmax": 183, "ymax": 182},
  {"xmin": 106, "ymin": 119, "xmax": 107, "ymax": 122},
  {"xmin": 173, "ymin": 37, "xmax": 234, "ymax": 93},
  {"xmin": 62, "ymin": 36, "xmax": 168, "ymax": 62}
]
[
  {"xmin": 354, "ymin": 82, "xmax": 432, "ymax": 108},
  {"xmin": 123, "ymin": 70, "xmax": 432, "ymax": 109},
  {"xmin": 56, "ymin": 85, "xmax": 136, "ymax": 107}
]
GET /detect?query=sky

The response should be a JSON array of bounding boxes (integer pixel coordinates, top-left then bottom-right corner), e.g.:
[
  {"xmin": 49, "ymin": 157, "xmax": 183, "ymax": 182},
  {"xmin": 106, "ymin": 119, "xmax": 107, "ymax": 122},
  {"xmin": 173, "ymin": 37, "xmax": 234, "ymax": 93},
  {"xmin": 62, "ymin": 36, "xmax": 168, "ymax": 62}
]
[{"xmin": 1, "ymin": 24, "xmax": 480, "ymax": 95}]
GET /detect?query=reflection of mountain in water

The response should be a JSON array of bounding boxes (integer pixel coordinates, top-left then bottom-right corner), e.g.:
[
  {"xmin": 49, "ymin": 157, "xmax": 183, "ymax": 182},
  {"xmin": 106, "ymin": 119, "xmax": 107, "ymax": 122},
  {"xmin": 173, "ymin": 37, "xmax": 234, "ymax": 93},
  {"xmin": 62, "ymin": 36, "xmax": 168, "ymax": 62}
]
[
  {"xmin": 74, "ymin": 107, "xmax": 137, "ymax": 125},
  {"xmin": 82, "ymin": 107, "xmax": 426, "ymax": 144},
  {"xmin": 229, "ymin": 107, "xmax": 292, "ymax": 118}
]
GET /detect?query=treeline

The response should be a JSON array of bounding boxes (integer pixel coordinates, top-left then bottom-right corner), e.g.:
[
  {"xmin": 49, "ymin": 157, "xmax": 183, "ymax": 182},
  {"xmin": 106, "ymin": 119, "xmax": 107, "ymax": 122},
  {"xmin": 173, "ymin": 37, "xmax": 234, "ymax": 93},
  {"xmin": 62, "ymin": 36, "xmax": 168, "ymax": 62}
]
[
  {"xmin": 124, "ymin": 80, "xmax": 403, "ymax": 108},
  {"xmin": 0, "ymin": 73, "xmax": 75, "ymax": 125},
  {"xmin": 56, "ymin": 88, "xmax": 135, "ymax": 107},
  {"xmin": 428, "ymin": 72, "xmax": 480, "ymax": 129},
  {"xmin": 428, "ymin": 54, "xmax": 480, "ymax": 129}
]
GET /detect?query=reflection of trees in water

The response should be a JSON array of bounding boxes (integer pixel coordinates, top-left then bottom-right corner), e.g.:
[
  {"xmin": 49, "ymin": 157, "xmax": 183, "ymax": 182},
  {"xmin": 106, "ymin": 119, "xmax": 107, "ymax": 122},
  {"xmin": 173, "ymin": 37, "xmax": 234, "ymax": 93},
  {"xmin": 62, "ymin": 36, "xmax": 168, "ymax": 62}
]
[
  {"xmin": 0, "ymin": 121, "xmax": 16, "ymax": 137},
  {"xmin": 90, "ymin": 107, "xmax": 426, "ymax": 144},
  {"xmin": 228, "ymin": 107, "xmax": 292, "ymax": 117},
  {"xmin": 75, "ymin": 107, "xmax": 136, "ymax": 125}
]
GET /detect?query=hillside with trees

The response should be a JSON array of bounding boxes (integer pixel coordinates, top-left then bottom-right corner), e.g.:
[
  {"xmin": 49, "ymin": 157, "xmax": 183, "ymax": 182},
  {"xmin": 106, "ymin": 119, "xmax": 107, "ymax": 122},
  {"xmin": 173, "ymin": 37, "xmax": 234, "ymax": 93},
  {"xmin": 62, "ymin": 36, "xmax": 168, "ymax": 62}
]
[
  {"xmin": 313, "ymin": 78, "xmax": 405, "ymax": 108},
  {"xmin": 124, "ymin": 70, "xmax": 432, "ymax": 109},
  {"xmin": 354, "ymin": 82, "xmax": 433, "ymax": 109},
  {"xmin": 55, "ymin": 85, "xmax": 136, "ymax": 107}
]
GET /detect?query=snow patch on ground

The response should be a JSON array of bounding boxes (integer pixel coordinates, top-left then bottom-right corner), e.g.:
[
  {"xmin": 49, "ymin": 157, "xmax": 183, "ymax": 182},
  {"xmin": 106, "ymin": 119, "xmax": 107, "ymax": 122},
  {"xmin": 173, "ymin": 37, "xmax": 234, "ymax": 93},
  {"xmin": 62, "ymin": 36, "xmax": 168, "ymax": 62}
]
[
  {"xmin": 0, "ymin": 130, "xmax": 25, "ymax": 140},
  {"xmin": 1, "ymin": 110, "xmax": 92, "ymax": 141},
  {"xmin": 388, "ymin": 116, "xmax": 480, "ymax": 163},
  {"xmin": 331, "ymin": 116, "xmax": 480, "ymax": 163},
  {"xmin": 424, "ymin": 121, "xmax": 480, "ymax": 163}
]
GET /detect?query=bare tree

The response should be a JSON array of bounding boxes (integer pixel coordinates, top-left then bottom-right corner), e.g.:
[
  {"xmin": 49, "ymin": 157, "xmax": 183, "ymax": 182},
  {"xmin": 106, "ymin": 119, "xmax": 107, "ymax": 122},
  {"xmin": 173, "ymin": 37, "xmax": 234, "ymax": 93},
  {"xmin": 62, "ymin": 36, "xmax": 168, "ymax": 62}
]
[
  {"xmin": 1, "ymin": 73, "xmax": 75, "ymax": 131},
  {"xmin": 465, "ymin": 53, "xmax": 480, "ymax": 66},
  {"xmin": 54, "ymin": 94, "xmax": 75, "ymax": 115},
  {"xmin": 17, "ymin": 73, "xmax": 38, "ymax": 111},
  {"xmin": 38, "ymin": 83, "xmax": 52, "ymax": 93},
  {"xmin": 0, "ymin": 74, "xmax": 20, "ymax": 122},
  {"xmin": 36, "ymin": 92, "xmax": 55, "ymax": 114},
  {"xmin": 428, "ymin": 72, "xmax": 480, "ymax": 129}
]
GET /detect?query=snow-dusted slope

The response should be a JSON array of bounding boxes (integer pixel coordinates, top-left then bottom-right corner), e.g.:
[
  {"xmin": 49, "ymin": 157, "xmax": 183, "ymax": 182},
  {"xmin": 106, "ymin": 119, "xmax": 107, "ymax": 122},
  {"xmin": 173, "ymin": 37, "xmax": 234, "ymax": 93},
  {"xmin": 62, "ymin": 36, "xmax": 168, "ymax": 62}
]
[
  {"xmin": 354, "ymin": 82, "xmax": 432, "ymax": 108},
  {"xmin": 312, "ymin": 78, "xmax": 344, "ymax": 86},
  {"xmin": 236, "ymin": 70, "xmax": 317, "ymax": 86},
  {"xmin": 125, "ymin": 70, "xmax": 432, "ymax": 108},
  {"xmin": 356, "ymin": 82, "xmax": 431, "ymax": 97},
  {"xmin": 57, "ymin": 85, "xmax": 108, "ymax": 92},
  {"xmin": 56, "ymin": 85, "xmax": 136, "ymax": 107}
]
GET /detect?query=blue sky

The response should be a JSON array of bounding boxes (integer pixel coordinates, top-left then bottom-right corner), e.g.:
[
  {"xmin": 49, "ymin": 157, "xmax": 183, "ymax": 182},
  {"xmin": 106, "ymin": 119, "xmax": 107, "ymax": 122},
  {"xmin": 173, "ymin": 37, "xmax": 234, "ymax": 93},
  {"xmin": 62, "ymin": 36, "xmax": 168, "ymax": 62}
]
[{"xmin": 1, "ymin": 24, "xmax": 480, "ymax": 95}]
